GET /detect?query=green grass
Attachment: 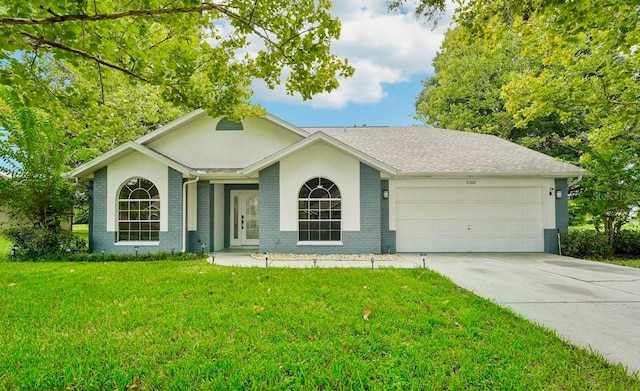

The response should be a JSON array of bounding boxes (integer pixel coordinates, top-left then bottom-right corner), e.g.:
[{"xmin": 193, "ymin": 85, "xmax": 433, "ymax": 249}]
[
  {"xmin": 0, "ymin": 234, "xmax": 10, "ymax": 258},
  {"xmin": 72, "ymin": 223, "xmax": 89, "ymax": 241},
  {"xmin": 595, "ymin": 258, "xmax": 640, "ymax": 269},
  {"xmin": 571, "ymin": 221, "xmax": 640, "ymax": 231},
  {"xmin": 0, "ymin": 262, "xmax": 637, "ymax": 390}
]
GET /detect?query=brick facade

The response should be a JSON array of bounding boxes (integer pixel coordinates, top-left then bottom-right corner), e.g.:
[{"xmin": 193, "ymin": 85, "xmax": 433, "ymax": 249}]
[
  {"xmin": 89, "ymin": 166, "xmax": 569, "ymax": 255},
  {"xmin": 259, "ymin": 162, "xmax": 387, "ymax": 254},
  {"xmin": 187, "ymin": 181, "xmax": 214, "ymax": 253},
  {"xmin": 89, "ymin": 167, "xmax": 183, "ymax": 254}
]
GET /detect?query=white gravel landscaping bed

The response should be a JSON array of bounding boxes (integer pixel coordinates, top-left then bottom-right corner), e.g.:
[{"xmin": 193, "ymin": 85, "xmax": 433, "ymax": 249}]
[{"xmin": 250, "ymin": 253, "xmax": 405, "ymax": 262}]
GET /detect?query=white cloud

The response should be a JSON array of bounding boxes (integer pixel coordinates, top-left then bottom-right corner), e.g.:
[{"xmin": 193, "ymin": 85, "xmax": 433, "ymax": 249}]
[{"xmin": 253, "ymin": 0, "xmax": 453, "ymax": 109}]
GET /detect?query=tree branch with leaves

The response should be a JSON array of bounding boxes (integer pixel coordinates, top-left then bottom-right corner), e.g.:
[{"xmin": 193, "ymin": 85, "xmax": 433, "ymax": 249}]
[{"xmin": 0, "ymin": 0, "xmax": 354, "ymax": 119}]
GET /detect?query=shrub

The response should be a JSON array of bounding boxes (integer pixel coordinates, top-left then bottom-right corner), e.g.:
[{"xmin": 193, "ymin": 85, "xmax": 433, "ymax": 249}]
[
  {"xmin": 561, "ymin": 230, "xmax": 609, "ymax": 259},
  {"xmin": 614, "ymin": 230, "xmax": 640, "ymax": 257},
  {"xmin": 3, "ymin": 226, "xmax": 87, "ymax": 258},
  {"xmin": 562, "ymin": 229, "xmax": 640, "ymax": 259},
  {"xmin": 8, "ymin": 251, "xmax": 205, "ymax": 262}
]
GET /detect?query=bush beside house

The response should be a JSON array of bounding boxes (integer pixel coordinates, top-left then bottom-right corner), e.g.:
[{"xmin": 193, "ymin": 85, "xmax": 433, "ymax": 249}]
[{"xmin": 562, "ymin": 229, "xmax": 640, "ymax": 259}]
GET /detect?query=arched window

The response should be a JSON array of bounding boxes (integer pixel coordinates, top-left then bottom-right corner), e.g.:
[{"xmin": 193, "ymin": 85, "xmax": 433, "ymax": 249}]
[
  {"xmin": 118, "ymin": 178, "xmax": 160, "ymax": 241},
  {"xmin": 298, "ymin": 177, "xmax": 341, "ymax": 241}
]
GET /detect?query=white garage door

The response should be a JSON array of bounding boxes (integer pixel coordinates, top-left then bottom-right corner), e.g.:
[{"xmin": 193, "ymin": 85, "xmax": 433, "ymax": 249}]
[{"xmin": 396, "ymin": 187, "xmax": 543, "ymax": 252}]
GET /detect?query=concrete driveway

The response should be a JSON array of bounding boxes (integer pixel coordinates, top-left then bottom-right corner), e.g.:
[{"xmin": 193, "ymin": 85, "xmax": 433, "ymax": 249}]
[{"xmin": 406, "ymin": 253, "xmax": 640, "ymax": 375}]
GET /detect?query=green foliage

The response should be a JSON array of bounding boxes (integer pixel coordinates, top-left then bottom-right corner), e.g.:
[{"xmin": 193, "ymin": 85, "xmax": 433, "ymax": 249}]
[
  {"xmin": 3, "ymin": 226, "xmax": 87, "ymax": 258},
  {"xmin": 387, "ymin": 0, "xmax": 448, "ymax": 22},
  {"xmin": 0, "ymin": 0, "xmax": 354, "ymax": 120},
  {"xmin": 73, "ymin": 207, "xmax": 89, "ymax": 224},
  {"xmin": 575, "ymin": 145, "xmax": 640, "ymax": 256},
  {"xmin": 562, "ymin": 229, "xmax": 640, "ymax": 260},
  {"xmin": 561, "ymin": 230, "xmax": 609, "ymax": 260},
  {"xmin": 416, "ymin": 0, "xmax": 639, "ymax": 255},
  {"xmin": 0, "ymin": 234, "xmax": 11, "ymax": 257},
  {"xmin": 5, "ymin": 250, "xmax": 203, "ymax": 262},
  {"xmin": 0, "ymin": 263, "xmax": 636, "ymax": 389},
  {"xmin": 613, "ymin": 230, "xmax": 640, "ymax": 258},
  {"xmin": 568, "ymin": 200, "xmax": 587, "ymax": 227},
  {"xmin": 496, "ymin": 1, "xmax": 640, "ymax": 251},
  {"xmin": 0, "ymin": 88, "xmax": 74, "ymax": 228},
  {"xmin": 11, "ymin": 59, "xmax": 192, "ymax": 163},
  {"xmin": 414, "ymin": 3, "xmax": 585, "ymax": 162}
]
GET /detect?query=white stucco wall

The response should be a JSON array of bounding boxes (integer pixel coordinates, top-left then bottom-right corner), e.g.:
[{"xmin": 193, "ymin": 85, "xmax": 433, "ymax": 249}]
[
  {"xmin": 389, "ymin": 177, "xmax": 557, "ymax": 231},
  {"xmin": 279, "ymin": 142, "xmax": 361, "ymax": 232},
  {"xmin": 148, "ymin": 116, "xmax": 303, "ymax": 169},
  {"xmin": 106, "ymin": 152, "xmax": 169, "ymax": 232}
]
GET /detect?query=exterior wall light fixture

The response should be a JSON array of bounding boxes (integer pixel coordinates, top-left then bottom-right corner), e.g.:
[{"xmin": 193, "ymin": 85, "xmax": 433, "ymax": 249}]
[{"xmin": 382, "ymin": 190, "xmax": 389, "ymax": 199}]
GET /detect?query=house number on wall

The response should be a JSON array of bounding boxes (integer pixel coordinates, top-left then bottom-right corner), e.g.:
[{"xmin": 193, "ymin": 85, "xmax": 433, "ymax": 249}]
[{"xmin": 466, "ymin": 180, "xmax": 476, "ymax": 185}]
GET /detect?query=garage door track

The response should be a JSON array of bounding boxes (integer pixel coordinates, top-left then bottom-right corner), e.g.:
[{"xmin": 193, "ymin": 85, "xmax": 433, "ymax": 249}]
[{"xmin": 413, "ymin": 253, "xmax": 640, "ymax": 375}]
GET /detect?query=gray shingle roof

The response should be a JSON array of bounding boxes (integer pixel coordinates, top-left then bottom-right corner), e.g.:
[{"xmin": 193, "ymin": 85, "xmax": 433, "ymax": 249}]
[{"xmin": 303, "ymin": 126, "xmax": 583, "ymax": 177}]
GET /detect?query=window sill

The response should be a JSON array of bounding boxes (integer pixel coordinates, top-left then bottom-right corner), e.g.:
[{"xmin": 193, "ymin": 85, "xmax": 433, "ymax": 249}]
[
  {"xmin": 114, "ymin": 241, "xmax": 160, "ymax": 246},
  {"xmin": 297, "ymin": 241, "xmax": 344, "ymax": 246}
]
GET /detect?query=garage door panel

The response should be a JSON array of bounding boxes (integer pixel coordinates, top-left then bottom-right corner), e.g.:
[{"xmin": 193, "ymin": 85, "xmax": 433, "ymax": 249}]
[
  {"xmin": 397, "ymin": 202, "xmax": 542, "ymax": 220},
  {"xmin": 396, "ymin": 220, "xmax": 466, "ymax": 238},
  {"xmin": 397, "ymin": 203, "xmax": 485, "ymax": 220},
  {"xmin": 396, "ymin": 187, "xmax": 544, "ymax": 252}
]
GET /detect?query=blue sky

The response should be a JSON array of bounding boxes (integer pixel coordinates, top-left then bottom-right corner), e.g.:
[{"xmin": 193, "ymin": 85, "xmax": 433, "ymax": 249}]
[
  {"xmin": 255, "ymin": 74, "xmax": 427, "ymax": 127},
  {"xmin": 249, "ymin": 1, "xmax": 453, "ymax": 127}
]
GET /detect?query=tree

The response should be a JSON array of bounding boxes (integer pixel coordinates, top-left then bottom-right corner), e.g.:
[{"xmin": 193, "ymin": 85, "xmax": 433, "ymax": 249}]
[
  {"xmin": 413, "ymin": 0, "xmax": 640, "ymax": 254},
  {"xmin": 11, "ymin": 56, "xmax": 191, "ymax": 162},
  {"xmin": 572, "ymin": 144, "xmax": 640, "ymax": 257},
  {"xmin": 0, "ymin": 88, "xmax": 73, "ymax": 229},
  {"xmin": 387, "ymin": 0, "xmax": 448, "ymax": 23},
  {"xmin": 414, "ymin": 7, "xmax": 584, "ymax": 161},
  {"xmin": 0, "ymin": 0, "xmax": 354, "ymax": 119},
  {"xmin": 0, "ymin": 87, "xmax": 89, "ymax": 256},
  {"xmin": 500, "ymin": 1, "xmax": 640, "ymax": 249}
]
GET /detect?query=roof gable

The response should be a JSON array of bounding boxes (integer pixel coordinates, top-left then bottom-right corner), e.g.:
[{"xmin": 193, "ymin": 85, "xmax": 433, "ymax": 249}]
[
  {"xmin": 242, "ymin": 132, "xmax": 397, "ymax": 177},
  {"xmin": 137, "ymin": 109, "xmax": 309, "ymax": 145},
  {"xmin": 66, "ymin": 142, "xmax": 192, "ymax": 179},
  {"xmin": 145, "ymin": 114, "xmax": 306, "ymax": 170}
]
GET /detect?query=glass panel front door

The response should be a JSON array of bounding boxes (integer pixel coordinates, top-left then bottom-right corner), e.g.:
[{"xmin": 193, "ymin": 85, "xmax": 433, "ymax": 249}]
[
  {"xmin": 229, "ymin": 190, "xmax": 259, "ymax": 246},
  {"xmin": 245, "ymin": 195, "xmax": 259, "ymax": 241}
]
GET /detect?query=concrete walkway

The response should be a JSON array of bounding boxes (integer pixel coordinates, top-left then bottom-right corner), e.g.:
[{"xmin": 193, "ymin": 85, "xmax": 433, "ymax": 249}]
[{"xmin": 208, "ymin": 251, "xmax": 640, "ymax": 375}]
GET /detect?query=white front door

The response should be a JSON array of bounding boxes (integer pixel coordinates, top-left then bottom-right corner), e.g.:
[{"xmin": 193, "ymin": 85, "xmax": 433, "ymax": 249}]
[{"xmin": 230, "ymin": 190, "xmax": 259, "ymax": 246}]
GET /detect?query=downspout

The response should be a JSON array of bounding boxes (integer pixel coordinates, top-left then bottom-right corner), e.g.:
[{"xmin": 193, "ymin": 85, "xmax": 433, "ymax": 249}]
[{"xmin": 182, "ymin": 176, "xmax": 200, "ymax": 252}]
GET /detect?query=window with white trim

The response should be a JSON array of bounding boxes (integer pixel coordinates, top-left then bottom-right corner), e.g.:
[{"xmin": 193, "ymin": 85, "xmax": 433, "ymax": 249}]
[
  {"xmin": 298, "ymin": 177, "xmax": 341, "ymax": 241},
  {"xmin": 117, "ymin": 178, "xmax": 160, "ymax": 241}
]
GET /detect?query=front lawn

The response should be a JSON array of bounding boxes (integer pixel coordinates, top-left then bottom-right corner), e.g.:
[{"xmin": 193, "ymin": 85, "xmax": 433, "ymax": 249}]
[
  {"xmin": 596, "ymin": 258, "xmax": 640, "ymax": 269},
  {"xmin": 0, "ymin": 262, "xmax": 637, "ymax": 389},
  {"xmin": 72, "ymin": 223, "xmax": 89, "ymax": 241},
  {"xmin": 0, "ymin": 234, "xmax": 10, "ymax": 258}
]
